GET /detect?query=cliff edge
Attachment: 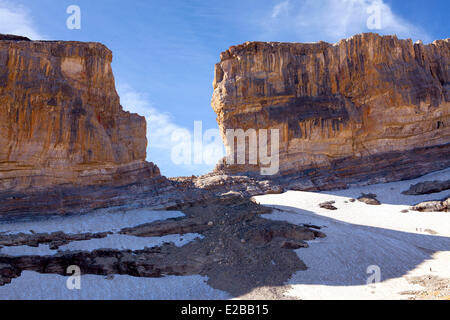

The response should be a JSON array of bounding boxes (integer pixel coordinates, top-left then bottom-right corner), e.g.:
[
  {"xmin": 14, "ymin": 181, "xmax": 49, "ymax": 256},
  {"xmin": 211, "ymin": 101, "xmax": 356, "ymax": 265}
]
[
  {"xmin": 0, "ymin": 35, "xmax": 160, "ymax": 191},
  {"xmin": 212, "ymin": 33, "xmax": 450, "ymax": 189}
]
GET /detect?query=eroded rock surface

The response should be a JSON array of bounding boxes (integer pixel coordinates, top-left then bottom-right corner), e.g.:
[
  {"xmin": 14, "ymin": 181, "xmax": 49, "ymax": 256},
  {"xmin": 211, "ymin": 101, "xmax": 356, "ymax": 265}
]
[
  {"xmin": 0, "ymin": 231, "xmax": 111, "ymax": 250},
  {"xmin": 357, "ymin": 193, "xmax": 381, "ymax": 205},
  {"xmin": 212, "ymin": 33, "xmax": 450, "ymax": 189},
  {"xmin": 2, "ymin": 33, "xmax": 450, "ymax": 217},
  {"xmin": 0, "ymin": 197, "xmax": 325, "ymax": 296},
  {"xmin": 0, "ymin": 35, "xmax": 159, "ymax": 191},
  {"xmin": 402, "ymin": 275, "xmax": 450, "ymax": 300},
  {"xmin": 411, "ymin": 197, "xmax": 450, "ymax": 212}
]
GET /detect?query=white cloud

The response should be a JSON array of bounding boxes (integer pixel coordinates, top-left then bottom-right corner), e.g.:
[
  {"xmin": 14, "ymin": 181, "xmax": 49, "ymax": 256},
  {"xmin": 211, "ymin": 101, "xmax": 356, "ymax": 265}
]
[
  {"xmin": 117, "ymin": 84, "xmax": 182, "ymax": 152},
  {"xmin": 117, "ymin": 84, "xmax": 224, "ymax": 176},
  {"xmin": 0, "ymin": 1, "xmax": 43, "ymax": 40},
  {"xmin": 264, "ymin": 0, "xmax": 430, "ymax": 43},
  {"xmin": 271, "ymin": 1, "xmax": 290, "ymax": 18}
]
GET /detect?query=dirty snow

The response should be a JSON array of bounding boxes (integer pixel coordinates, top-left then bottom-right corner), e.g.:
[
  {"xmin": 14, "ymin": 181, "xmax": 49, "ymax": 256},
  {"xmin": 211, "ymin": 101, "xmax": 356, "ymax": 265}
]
[
  {"xmin": 0, "ymin": 207, "xmax": 184, "ymax": 235},
  {"xmin": 253, "ymin": 167, "xmax": 450, "ymax": 300},
  {"xmin": 0, "ymin": 271, "xmax": 231, "ymax": 300},
  {"xmin": 0, "ymin": 204, "xmax": 224, "ymax": 300},
  {"xmin": 0, "ymin": 233, "xmax": 203, "ymax": 257}
]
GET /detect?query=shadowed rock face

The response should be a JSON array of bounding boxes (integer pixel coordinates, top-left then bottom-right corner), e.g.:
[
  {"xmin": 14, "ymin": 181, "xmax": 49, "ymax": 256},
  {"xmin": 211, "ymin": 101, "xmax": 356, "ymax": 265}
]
[
  {"xmin": 212, "ymin": 33, "xmax": 450, "ymax": 187},
  {"xmin": 402, "ymin": 180, "xmax": 450, "ymax": 195},
  {"xmin": 0, "ymin": 35, "xmax": 159, "ymax": 191}
]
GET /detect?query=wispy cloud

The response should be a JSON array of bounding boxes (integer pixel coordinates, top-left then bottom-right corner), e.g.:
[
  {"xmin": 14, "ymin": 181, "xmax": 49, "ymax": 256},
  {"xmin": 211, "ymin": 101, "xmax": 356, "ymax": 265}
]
[
  {"xmin": 0, "ymin": 0, "xmax": 43, "ymax": 39},
  {"xmin": 263, "ymin": 0, "xmax": 430, "ymax": 43},
  {"xmin": 117, "ymin": 84, "xmax": 224, "ymax": 177},
  {"xmin": 118, "ymin": 84, "xmax": 183, "ymax": 152}
]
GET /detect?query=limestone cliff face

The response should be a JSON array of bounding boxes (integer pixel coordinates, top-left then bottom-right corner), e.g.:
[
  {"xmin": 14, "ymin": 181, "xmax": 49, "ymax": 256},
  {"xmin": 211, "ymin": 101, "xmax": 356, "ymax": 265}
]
[
  {"xmin": 212, "ymin": 33, "xmax": 450, "ymax": 188},
  {"xmin": 0, "ymin": 35, "xmax": 159, "ymax": 191}
]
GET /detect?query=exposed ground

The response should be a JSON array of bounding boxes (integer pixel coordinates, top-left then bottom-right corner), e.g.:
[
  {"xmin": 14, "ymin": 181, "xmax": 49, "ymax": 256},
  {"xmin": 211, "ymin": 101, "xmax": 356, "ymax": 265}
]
[
  {"xmin": 0, "ymin": 168, "xmax": 450, "ymax": 300},
  {"xmin": 0, "ymin": 195, "xmax": 324, "ymax": 298},
  {"xmin": 255, "ymin": 167, "xmax": 450, "ymax": 300}
]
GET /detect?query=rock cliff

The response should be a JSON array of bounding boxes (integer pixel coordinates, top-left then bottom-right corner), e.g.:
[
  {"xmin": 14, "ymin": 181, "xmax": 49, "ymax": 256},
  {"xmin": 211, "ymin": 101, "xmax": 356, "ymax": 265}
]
[
  {"xmin": 0, "ymin": 35, "xmax": 159, "ymax": 191},
  {"xmin": 2, "ymin": 33, "xmax": 450, "ymax": 216},
  {"xmin": 212, "ymin": 33, "xmax": 450, "ymax": 189},
  {"xmin": 0, "ymin": 35, "xmax": 273, "ymax": 216}
]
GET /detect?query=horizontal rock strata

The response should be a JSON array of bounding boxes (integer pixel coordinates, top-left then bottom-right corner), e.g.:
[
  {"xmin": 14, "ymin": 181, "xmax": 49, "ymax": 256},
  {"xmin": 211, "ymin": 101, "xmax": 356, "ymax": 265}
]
[
  {"xmin": 0, "ymin": 35, "xmax": 159, "ymax": 192},
  {"xmin": 0, "ymin": 197, "xmax": 325, "ymax": 296},
  {"xmin": 403, "ymin": 180, "xmax": 450, "ymax": 195},
  {"xmin": 212, "ymin": 33, "xmax": 450, "ymax": 188},
  {"xmin": 412, "ymin": 197, "xmax": 450, "ymax": 212},
  {"xmin": 2, "ymin": 33, "xmax": 450, "ymax": 216}
]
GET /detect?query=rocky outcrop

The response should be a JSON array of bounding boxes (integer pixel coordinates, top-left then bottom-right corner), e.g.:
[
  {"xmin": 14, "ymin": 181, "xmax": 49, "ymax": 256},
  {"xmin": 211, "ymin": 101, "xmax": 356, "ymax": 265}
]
[
  {"xmin": 357, "ymin": 193, "xmax": 381, "ymax": 205},
  {"xmin": 403, "ymin": 180, "xmax": 450, "ymax": 195},
  {"xmin": 411, "ymin": 197, "xmax": 450, "ymax": 212},
  {"xmin": 212, "ymin": 33, "xmax": 450, "ymax": 189},
  {"xmin": 0, "ymin": 197, "xmax": 325, "ymax": 296},
  {"xmin": 0, "ymin": 35, "xmax": 159, "ymax": 191},
  {"xmin": 2, "ymin": 33, "xmax": 450, "ymax": 216}
]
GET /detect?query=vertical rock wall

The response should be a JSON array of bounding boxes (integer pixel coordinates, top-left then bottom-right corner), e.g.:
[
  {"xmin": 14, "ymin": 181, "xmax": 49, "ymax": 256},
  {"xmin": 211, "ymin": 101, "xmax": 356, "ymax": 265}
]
[
  {"xmin": 0, "ymin": 35, "xmax": 159, "ymax": 191},
  {"xmin": 212, "ymin": 33, "xmax": 450, "ymax": 187}
]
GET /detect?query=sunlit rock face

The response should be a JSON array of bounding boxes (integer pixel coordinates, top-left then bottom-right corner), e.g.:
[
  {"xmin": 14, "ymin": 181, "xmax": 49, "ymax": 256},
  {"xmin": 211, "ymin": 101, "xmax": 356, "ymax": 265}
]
[
  {"xmin": 0, "ymin": 35, "xmax": 159, "ymax": 191},
  {"xmin": 212, "ymin": 33, "xmax": 450, "ymax": 189}
]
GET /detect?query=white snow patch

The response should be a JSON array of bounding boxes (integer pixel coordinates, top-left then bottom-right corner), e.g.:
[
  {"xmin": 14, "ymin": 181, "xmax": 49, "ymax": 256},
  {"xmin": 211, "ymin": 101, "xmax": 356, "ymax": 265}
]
[
  {"xmin": 322, "ymin": 166, "xmax": 450, "ymax": 206},
  {"xmin": 254, "ymin": 167, "xmax": 450, "ymax": 300},
  {"xmin": 0, "ymin": 233, "xmax": 203, "ymax": 257},
  {"xmin": 0, "ymin": 243, "xmax": 54, "ymax": 256},
  {"xmin": 0, "ymin": 207, "xmax": 184, "ymax": 235},
  {"xmin": 0, "ymin": 271, "xmax": 231, "ymax": 300}
]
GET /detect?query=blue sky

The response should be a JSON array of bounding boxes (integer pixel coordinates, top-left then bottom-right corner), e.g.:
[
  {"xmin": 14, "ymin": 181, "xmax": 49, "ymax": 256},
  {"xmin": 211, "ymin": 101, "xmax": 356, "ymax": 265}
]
[{"xmin": 0, "ymin": 0, "xmax": 448, "ymax": 177}]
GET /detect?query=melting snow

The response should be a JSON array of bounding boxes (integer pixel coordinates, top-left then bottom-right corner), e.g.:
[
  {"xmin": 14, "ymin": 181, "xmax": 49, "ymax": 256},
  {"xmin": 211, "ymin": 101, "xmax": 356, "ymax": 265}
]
[
  {"xmin": 254, "ymin": 167, "xmax": 450, "ymax": 300},
  {"xmin": 0, "ymin": 207, "xmax": 184, "ymax": 235}
]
